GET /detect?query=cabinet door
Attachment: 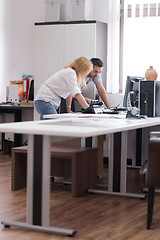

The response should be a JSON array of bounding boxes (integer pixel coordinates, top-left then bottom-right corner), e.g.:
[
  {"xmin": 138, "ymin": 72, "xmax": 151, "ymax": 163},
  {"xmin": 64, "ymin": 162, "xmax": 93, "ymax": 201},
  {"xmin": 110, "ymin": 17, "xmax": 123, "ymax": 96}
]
[
  {"xmin": 34, "ymin": 23, "xmax": 97, "ymax": 97},
  {"xmin": 34, "ymin": 25, "xmax": 65, "ymax": 98},
  {"xmin": 63, "ymin": 23, "xmax": 96, "ymax": 65}
]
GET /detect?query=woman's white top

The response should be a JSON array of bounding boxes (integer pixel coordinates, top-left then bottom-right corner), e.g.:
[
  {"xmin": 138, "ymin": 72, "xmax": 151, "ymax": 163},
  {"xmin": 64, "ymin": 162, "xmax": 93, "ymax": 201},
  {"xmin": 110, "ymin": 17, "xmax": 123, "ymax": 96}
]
[{"xmin": 35, "ymin": 68, "xmax": 81, "ymax": 108}]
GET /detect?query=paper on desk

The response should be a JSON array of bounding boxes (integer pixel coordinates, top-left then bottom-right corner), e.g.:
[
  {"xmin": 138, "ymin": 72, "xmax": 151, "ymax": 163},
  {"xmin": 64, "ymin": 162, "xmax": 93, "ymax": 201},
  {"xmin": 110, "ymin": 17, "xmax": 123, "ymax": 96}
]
[{"xmin": 41, "ymin": 115, "xmax": 127, "ymax": 129}]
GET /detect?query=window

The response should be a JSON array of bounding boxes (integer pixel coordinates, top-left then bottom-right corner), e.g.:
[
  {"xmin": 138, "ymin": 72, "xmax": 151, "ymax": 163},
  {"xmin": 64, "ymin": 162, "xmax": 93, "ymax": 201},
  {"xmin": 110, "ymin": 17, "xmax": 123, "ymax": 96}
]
[
  {"xmin": 122, "ymin": 0, "xmax": 160, "ymax": 92},
  {"xmin": 143, "ymin": 4, "xmax": 148, "ymax": 16},
  {"xmin": 135, "ymin": 4, "xmax": 140, "ymax": 17}
]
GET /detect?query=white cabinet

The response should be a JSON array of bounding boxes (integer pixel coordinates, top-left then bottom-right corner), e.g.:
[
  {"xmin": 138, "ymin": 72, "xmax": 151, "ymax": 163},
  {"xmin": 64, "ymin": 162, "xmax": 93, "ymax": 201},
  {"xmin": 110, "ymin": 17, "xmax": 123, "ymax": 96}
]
[{"xmin": 34, "ymin": 21, "xmax": 107, "ymax": 117}]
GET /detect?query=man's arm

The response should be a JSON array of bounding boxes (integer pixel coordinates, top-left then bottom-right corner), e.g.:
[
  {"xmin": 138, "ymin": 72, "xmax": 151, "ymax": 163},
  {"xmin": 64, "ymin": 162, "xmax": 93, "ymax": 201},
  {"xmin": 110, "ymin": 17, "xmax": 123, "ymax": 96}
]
[{"xmin": 95, "ymin": 81, "xmax": 111, "ymax": 108}]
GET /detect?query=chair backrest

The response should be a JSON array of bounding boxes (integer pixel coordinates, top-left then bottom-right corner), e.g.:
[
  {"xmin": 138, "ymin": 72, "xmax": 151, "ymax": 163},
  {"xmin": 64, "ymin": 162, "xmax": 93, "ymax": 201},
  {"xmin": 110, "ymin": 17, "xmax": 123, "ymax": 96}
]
[{"xmin": 147, "ymin": 131, "xmax": 160, "ymax": 188}]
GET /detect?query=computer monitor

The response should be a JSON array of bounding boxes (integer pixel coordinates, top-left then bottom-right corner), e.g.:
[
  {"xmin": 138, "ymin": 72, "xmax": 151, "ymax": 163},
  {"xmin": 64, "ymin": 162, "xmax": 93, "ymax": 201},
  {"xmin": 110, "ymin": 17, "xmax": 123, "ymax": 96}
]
[
  {"xmin": 155, "ymin": 81, "xmax": 160, "ymax": 116},
  {"xmin": 123, "ymin": 76, "xmax": 145, "ymax": 107}
]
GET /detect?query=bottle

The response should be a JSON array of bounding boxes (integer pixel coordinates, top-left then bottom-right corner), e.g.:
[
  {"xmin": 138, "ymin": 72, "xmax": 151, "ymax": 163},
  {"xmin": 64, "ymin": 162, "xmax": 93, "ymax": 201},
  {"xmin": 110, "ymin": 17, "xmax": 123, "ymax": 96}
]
[{"xmin": 145, "ymin": 66, "xmax": 158, "ymax": 80}]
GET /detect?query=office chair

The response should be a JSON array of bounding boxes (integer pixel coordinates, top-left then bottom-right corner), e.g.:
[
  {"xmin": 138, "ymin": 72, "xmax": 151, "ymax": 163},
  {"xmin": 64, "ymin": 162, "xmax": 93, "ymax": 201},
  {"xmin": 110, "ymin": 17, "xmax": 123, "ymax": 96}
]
[{"xmin": 140, "ymin": 131, "xmax": 160, "ymax": 229}]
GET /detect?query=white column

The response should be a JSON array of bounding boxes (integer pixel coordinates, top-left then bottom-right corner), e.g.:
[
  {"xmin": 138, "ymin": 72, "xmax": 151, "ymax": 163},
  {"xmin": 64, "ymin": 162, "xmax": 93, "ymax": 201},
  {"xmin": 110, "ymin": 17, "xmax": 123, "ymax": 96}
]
[{"xmin": 107, "ymin": 0, "xmax": 121, "ymax": 93}]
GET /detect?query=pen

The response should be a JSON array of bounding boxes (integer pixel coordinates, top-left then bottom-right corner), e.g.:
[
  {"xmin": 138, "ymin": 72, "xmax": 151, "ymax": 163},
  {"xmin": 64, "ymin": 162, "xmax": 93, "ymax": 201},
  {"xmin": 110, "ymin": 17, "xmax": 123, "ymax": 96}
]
[{"xmin": 116, "ymin": 104, "xmax": 120, "ymax": 108}]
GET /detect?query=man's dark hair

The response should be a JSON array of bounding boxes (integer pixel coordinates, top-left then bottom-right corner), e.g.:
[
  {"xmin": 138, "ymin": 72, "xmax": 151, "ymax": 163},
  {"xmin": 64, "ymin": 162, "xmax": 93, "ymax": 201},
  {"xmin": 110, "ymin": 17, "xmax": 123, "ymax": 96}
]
[{"xmin": 90, "ymin": 58, "xmax": 103, "ymax": 68}]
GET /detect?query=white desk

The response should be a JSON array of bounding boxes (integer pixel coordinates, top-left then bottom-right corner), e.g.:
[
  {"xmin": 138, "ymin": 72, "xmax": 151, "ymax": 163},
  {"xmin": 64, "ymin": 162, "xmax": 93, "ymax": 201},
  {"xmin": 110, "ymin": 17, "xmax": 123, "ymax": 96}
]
[
  {"xmin": 1, "ymin": 115, "xmax": 160, "ymax": 236},
  {"xmin": 43, "ymin": 114, "xmax": 160, "ymax": 197}
]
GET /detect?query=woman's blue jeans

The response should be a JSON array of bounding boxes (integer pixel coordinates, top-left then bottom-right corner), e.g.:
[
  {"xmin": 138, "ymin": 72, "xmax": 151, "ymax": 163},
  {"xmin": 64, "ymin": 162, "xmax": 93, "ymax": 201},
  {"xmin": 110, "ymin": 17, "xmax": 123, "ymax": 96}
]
[{"xmin": 34, "ymin": 100, "xmax": 57, "ymax": 120}]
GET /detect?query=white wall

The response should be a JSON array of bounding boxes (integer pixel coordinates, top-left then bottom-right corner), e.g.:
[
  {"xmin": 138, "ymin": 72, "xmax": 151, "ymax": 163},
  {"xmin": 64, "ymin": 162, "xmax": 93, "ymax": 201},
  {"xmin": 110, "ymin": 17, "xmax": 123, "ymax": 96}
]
[
  {"xmin": 0, "ymin": 0, "xmax": 109, "ymax": 102},
  {"xmin": 93, "ymin": 0, "xmax": 108, "ymax": 23},
  {"xmin": 0, "ymin": 0, "xmax": 45, "ymax": 102},
  {"xmin": 108, "ymin": 93, "xmax": 124, "ymax": 107}
]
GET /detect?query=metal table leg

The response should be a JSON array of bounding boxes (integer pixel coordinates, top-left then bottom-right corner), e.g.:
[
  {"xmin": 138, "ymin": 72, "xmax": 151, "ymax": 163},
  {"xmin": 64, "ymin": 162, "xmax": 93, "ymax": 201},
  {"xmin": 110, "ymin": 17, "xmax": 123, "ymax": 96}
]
[
  {"xmin": 88, "ymin": 132, "xmax": 146, "ymax": 199},
  {"xmin": 1, "ymin": 134, "xmax": 77, "ymax": 236}
]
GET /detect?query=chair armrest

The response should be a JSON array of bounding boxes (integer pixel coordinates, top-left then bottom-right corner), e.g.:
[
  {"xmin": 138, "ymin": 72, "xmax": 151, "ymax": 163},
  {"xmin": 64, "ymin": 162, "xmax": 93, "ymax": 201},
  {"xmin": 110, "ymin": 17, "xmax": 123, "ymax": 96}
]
[{"xmin": 147, "ymin": 132, "xmax": 160, "ymax": 187}]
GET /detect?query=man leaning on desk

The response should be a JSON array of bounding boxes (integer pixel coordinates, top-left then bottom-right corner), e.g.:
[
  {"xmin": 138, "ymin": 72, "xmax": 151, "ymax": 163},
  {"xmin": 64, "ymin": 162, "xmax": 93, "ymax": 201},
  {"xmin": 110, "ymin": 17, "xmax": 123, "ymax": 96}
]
[{"xmin": 66, "ymin": 57, "xmax": 112, "ymax": 113}]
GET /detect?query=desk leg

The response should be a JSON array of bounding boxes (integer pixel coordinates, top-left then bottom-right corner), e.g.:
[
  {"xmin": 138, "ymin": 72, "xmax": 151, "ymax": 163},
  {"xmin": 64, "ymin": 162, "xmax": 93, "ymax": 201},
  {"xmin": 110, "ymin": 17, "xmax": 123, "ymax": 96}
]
[
  {"xmin": 14, "ymin": 109, "xmax": 22, "ymax": 147},
  {"xmin": 27, "ymin": 134, "xmax": 51, "ymax": 226},
  {"xmin": 108, "ymin": 133, "xmax": 114, "ymax": 191},
  {"xmin": 88, "ymin": 131, "xmax": 145, "ymax": 199},
  {"xmin": 1, "ymin": 134, "xmax": 77, "ymax": 236},
  {"xmin": 136, "ymin": 129, "xmax": 142, "ymax": 166}
]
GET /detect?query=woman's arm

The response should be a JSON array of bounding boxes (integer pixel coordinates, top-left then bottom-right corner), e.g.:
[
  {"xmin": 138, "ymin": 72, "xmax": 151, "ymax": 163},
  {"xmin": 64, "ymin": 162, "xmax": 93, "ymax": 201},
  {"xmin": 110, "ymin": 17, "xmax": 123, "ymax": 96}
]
[
  {"xmin": 84, "ymin": 97, "xmax": 92, "ymax": 104},
  {"xmin": 74, "ymin": 93, "xmax": 89, "ymax": 109},
  {"xmin": 66, "ymin": 94, "xmax": 74, "ymax": 113}
]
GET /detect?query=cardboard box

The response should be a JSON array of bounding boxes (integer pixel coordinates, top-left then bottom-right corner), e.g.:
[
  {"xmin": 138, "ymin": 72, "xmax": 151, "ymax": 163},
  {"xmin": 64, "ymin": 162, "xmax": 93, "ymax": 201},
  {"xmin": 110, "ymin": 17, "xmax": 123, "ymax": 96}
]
[
  {"xmin": 60, "ymin": 0, "xmax": 71, "ymax": 21},
  {"xmin": 70, "ymin": 0, "xmax": 93, "ymax": 21},
  {"xmin": 45, "ymin": 0, "xmax": 60, "ymax": 22},
  {"xmin": 8, "ymin": 84, "xmax": 19, "ymax": 102},
  {"xmin": 9, "ymin": 80, "xmax": 24, "ymax": 102}
]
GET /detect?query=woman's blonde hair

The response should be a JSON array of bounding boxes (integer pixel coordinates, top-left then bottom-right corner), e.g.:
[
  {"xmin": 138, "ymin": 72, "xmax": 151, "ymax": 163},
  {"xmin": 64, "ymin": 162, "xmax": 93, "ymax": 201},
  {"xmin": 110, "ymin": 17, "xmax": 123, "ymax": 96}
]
[{"xmin": 64, "ymin": 56, "xmax": 93, "ymax": 87}]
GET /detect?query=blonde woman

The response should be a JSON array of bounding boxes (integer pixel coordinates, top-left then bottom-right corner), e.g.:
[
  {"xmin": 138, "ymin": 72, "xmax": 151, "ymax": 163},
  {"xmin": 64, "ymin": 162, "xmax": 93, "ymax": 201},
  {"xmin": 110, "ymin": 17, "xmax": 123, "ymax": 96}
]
[{"xmin": 34, "ymin": 56, "xmax": 93, "ymax": 119}]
